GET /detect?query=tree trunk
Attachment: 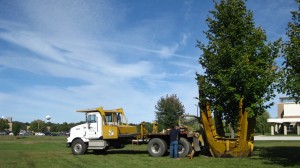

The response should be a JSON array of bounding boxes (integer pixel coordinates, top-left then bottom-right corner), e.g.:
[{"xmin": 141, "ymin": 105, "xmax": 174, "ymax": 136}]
[
  {"xmin": 247, "ymin": 117, "xmax": 256, "ymax": 141},
  {"xmin": 214, "ymin": 111, "xmax": 225, "ymax": 137}
]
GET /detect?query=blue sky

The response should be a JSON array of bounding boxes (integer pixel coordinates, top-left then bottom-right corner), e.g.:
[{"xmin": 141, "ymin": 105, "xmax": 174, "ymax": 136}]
[{"xmin": 0, "ymin": 0, "xmax": 297, "ymax": 124}]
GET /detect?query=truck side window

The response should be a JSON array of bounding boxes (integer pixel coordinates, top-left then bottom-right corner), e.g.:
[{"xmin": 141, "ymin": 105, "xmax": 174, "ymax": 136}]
[
  {"xmin": 106, "ymin": 114, "xmax": 112, "ymax": 123},
  {"xmin": 87, "ymin": 115, "xmax": 96, "ymax": 123},
  {"xmin": 117, "ymin": 113, "xmax": 121, "ymax": 125}
]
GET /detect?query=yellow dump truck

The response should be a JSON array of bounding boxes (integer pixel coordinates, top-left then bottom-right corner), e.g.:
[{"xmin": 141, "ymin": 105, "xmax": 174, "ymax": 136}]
[
  {"xmin": 67, "ymin": 102, "xmax": 254, "ymax": 157},
  {"xmin": 66, "ymin": 106, "xmax": 199, "ymax": 157},
  {"xmin": 66, "ymin": 107, "xmax": 139, "ymax": 155}
]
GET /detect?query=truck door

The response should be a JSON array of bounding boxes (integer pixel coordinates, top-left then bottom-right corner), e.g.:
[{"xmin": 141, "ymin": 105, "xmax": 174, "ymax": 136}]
[{"xmin": 85, "ymin": 113, "xmax": 101, "ymax": 139}]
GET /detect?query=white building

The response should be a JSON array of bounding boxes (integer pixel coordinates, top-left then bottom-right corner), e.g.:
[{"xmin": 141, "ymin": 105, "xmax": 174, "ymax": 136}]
[{"xmin": 267, "ymin": 97, "xmax": 300, "ymax": 135}]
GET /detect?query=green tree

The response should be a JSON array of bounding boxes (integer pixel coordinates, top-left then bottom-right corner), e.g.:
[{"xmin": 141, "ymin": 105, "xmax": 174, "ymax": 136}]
[
  {"xmin": 155, "ymin": 94, "xmax": 185, "ymax": 130},
  {"xmin": 136, "ymin": 122, "xmax": 153, "ymax": 133},
  {"xmin": 197, "ymin": 0, "xmax": 281, "ymax": 129},
  {"xmin": 255, "ymin": 111, "xmax": 270, "ymax": 135},
  {"xmin": 30, "ymin": 120, "xmax": 46, "ymax": 132},
  {"xmin": 12, "ymin": 121, "xmax": 22, "ymax": 136},
  {"xmin": 0, "ymin": 118, "xmax": 9, "ymax": 131},
  {"xmin": 60, "ymin": 122, "xmax": 70, "ymax": 132},
  {"xmin": 50, "ymin": 123, "xmax": 58, "ymax": 132},
  {"xmin": 143, "ymin": 122, "xmax": 153, "ymax": 133},
  {"xmin": 281, "ymin": 1, "xmax": 300, "ymax": 103}
]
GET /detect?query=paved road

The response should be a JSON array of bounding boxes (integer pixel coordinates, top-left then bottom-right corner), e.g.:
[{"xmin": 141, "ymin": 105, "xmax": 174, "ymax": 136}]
[{"xmin": 254, "ymin": 135, "xmax": 300, "ymax": 141}]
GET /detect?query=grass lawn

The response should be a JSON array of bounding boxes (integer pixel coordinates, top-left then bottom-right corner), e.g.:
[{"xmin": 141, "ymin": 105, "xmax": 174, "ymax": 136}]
[{"xmin": 0, "ymin": 136, "xmax": 299, "ymax": 168}]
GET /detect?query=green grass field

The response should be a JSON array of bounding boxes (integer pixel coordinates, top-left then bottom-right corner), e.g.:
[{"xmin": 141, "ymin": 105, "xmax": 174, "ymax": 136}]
[{"xmin": 0, "ymin": 136, "xmax": 299, "ymax": 168}]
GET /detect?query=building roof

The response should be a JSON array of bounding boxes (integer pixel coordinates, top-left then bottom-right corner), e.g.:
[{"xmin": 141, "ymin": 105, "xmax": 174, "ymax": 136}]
[{"xmin": 267, "ymin": 118, "xmax": 300, "ymax": 123}]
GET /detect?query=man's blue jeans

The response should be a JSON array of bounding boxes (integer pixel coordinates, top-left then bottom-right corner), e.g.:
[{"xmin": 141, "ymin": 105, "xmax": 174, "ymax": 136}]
[{"xmin": 170, "ymin": 140, "xmax": 179, "ymax": 158}]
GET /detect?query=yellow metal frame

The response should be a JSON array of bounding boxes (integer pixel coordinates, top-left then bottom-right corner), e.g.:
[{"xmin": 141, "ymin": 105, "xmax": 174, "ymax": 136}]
[
  {"xmin": 103, "ymin": 125, "xmax": 118, "ymax": 139},
  {"xmin": 96, "ymin": 107, "xmax": 128, "ymax": 125},
  {"xmin": 200, "ymin": 98, "xmax": 254, "ymax": 157}
]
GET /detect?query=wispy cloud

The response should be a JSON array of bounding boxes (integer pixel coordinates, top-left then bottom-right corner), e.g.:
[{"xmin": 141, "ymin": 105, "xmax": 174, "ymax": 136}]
[
  {"xmin": 0, "ymin": 0, "xmax": 293, "ymax": 123},
  {"xmin": 158, "ymin": 33, "xmax": 190, "ymax": 58},
  {"xmin": 0, "ymin": 0, "xmax": 200, "ymax": 123},
  {"xmin": 0, "ymin": 30, "xmax": 69, "ymax": 63}
]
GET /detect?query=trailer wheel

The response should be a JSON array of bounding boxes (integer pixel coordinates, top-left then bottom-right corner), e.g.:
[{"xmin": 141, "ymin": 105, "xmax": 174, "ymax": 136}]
[
  {"xmin": 178, "ymin": 138, "xmax": 191, "ymax": 158},
  {"xmin": 71, "ymin": 139, "xmax": 87, "ymax": 155},
  {"xmin": 148, "ymin": 138, "xmax": 167, "ymax": 157}
]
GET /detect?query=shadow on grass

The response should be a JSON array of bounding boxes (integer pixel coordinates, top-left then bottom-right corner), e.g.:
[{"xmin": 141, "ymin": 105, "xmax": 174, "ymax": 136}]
[
  {"xmin": 254, "ymin": 146, "xmax": 300, "ymax": 167},
  {"xmin": 16, "ymin": 136, "xmax": 27, "ymax": 139},
  {"xmin": 87, "ymin": 150, "xmax": 149, "ymax": 155}
]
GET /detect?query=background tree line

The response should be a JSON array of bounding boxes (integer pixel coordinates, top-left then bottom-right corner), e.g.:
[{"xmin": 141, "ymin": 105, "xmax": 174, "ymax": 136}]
[
  {"xmin": 0, "ymin": 119, "xmax": 85, "ymax": 135},
  {"xmin": 28, "ymin": 120, "xmax": 85, "ymax": 133}
]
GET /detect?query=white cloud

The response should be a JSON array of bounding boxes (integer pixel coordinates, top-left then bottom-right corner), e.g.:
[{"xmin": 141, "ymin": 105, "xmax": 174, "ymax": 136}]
[
  {"xmin": 159, "ymin": 44, "xmax": 179, "ymax": 58},
  {"xmin": 0, "ymin": 2, "xmax": 181, "ymax": 124},
  {"xmin": 180, "ymin": 33, "xmax": 189, "ymax": 46},
  {"xmin": 17, "ymin": 0, "xmax": 125, "ymax": 39},
  {"xmin": 2, "ymin": 0, "xmax": 290, "ymax": 124},
  {"xmin": 0, "ymin": 27, "xmax": 155, "ymax": 82},
  {"xmin": 158, "ymin": 33, "xmax": 192, "ymax": 59},
  {"xmin": 0, "ymin": 78, "xmax": 161, "ymax": 123},
  {"xmin": 0, "ymin": 30, "xmax": 69, "ymax": 63}
]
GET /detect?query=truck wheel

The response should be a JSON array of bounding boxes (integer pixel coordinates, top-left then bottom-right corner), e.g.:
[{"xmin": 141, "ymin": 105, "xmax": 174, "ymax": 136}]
[
  {"xmin": 148, "ymin": 138, "xmax": 167, "ymax": 157},
  {"xmin": 178, "ymin": 138, "xmax": 191, "ymax": 158},
  {"xmin": 71, "ymin": 139, "xmax": 87, "ymax": 155}
]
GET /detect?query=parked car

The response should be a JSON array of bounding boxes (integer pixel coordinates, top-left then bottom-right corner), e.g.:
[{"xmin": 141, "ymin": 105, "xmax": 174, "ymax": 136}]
[
  {"xmin": 59, "ymin": 132, "xmax": 70, "ymax": 136},
  {"xmin": 19, "ymin": 132, "xmax": 26, "ymax": 136},
  {"xmin": 19, "ymin": 131, "xmax": 33, "ymax": 136},
  {"xmin": 44, "ymin": 132, "xmax": 52, "ymax": 136},
  {"xmin": 35, "ymin": 132, "xmax": 45, "ymax": 136},
  {"xmin": 0, "ymin": 131, "xmax": 8, "ymax": 135}
]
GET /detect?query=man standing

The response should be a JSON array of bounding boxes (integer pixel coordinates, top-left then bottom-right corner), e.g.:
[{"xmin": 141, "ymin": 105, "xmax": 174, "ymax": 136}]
[{"xmin": 169, "ymin": 125, "xmax": 180, "ymax": 159}]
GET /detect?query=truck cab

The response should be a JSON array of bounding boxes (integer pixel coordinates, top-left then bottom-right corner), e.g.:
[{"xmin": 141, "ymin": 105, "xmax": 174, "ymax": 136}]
[{"xmin": 67, "ymin": 107, "xmax": 138, "ymax": 155}]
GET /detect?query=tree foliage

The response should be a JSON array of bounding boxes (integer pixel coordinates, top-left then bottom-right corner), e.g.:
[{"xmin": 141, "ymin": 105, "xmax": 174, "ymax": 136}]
[
  {"xmin": 48, "ymin": 122, "xmax": 85, "ymax": 132},
  {"xmin": 0, "ymin": 118, "xmax": 9, "ymax": 131},
  {"xmin": 12, "ymin": 121, "xmax": 22, "ymax": 136},
  {"xmin": 197, "ymin": 0, "xmax": 281, "ymax": 127},
  {"xmin": 30, "ymin": 120, "xmax": 46, "ymax": 132},
  {"xmin": 136, "ymin": 122, "xmax": 153, "ymax": 133},
  {"xmin": 155, "ymin": 94, "xmax": 185, "ymax": 130},
  {"xmin": 255, "ymin": 111, "xmax": 270, "ymax": 135},
  {"xmin": 0, "ymin": 119, "xmax": 85, "ymax": 134},
  {"xmin": 59, "ymin": 122, "xmax": 71, "ymax": 132},
  {"xmin": 281, "ymin": 1, "xmax": 300, "ymax": 103}
]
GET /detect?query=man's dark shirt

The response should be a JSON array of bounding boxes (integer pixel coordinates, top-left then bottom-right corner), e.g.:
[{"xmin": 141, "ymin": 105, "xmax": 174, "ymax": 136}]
[{"xmin": 170, "ymin": 128, "xmax": 180, "ymax": 141}]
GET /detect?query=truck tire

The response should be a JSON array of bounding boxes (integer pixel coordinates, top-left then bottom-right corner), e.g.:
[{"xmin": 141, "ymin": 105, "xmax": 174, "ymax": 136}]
[
  {"xmin": 71, "ymin": 139, "xmax": 87, "ymax": 155},
  {"xmin": 148, "ymin": 138, "xmax": 167, "ymax": 157},
  {"xmin": 178, "ymin": 137, "xmax": 191, "ymax": 158}
]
